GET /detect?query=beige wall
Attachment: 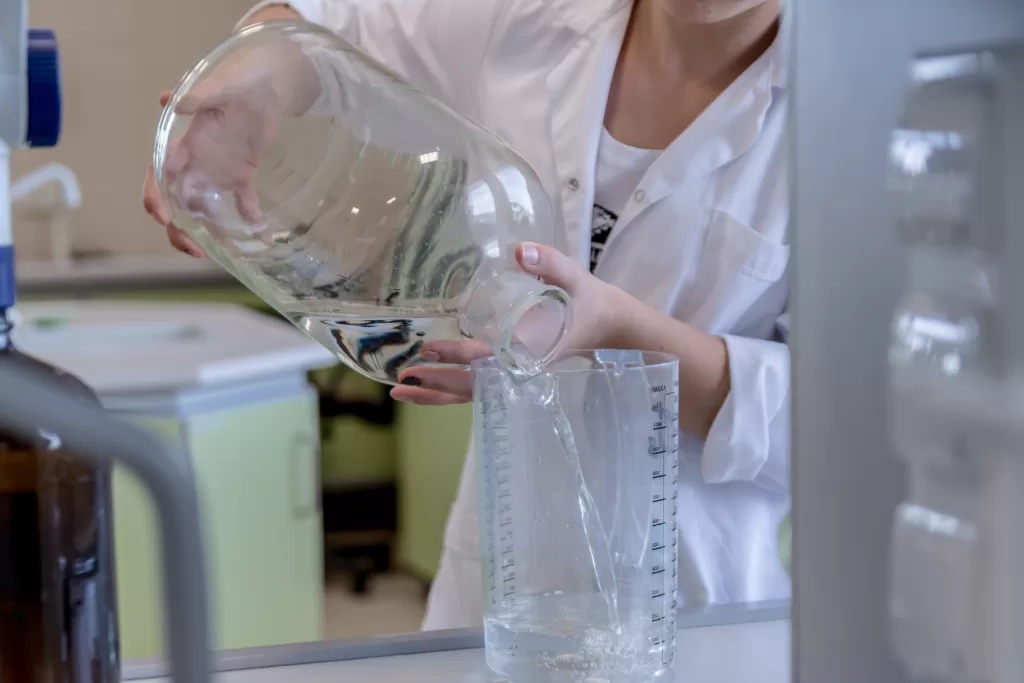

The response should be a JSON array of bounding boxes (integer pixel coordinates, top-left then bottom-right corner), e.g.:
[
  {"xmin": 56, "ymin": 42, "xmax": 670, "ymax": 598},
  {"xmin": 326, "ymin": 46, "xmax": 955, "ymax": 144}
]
[{"xmin": 12, "ymin": 0, "xmax": 256, "ymax": 259}]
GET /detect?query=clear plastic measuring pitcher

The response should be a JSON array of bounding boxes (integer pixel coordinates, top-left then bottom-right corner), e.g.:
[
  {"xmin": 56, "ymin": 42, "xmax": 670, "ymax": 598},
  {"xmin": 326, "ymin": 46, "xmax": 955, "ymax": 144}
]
[
  {"xmin": 153, "ymin": 20, "xmax": 571, "ymax": 384},
  {"xmin": 474, "ymin": 351, "xmax": 679, "ymax": 683}
]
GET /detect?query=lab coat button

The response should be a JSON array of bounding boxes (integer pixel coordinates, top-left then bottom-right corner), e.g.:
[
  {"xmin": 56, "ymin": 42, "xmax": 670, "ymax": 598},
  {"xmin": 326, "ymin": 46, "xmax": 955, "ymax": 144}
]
[
  {"xmin": 633, "ymin": 189, "xmax": 646, "ymax": 203},
  {"xmin": 568, "ymin": 177, "xmax": 581, "ymax": 192}
]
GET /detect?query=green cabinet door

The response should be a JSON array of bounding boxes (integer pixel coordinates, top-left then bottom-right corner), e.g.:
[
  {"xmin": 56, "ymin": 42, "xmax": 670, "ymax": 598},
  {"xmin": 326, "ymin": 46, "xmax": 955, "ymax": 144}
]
[
  {"xmin": 111, "ymin": 417, "xmax": 186, "ymax": 661},
  {"xmin": 113, "ymin": 392, "xmax": 323, "ymax": 659},
  {"xmin": 396, "ymin": 403, "xmax": 472, "ymax": 581}
]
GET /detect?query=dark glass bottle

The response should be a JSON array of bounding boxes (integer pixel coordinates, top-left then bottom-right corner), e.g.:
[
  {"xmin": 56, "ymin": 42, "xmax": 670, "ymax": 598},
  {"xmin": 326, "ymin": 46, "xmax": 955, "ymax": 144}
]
[{"xmin": 0, "ymin": 309, "xmax": 120, "ymax": 682}]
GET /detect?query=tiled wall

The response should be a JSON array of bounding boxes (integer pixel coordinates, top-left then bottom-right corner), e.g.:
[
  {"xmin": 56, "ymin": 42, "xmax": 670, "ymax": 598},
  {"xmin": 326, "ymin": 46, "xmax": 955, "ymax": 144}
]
[{"xmin": 12, "ymin": 0, "xmax": 256, "ymax": 260}]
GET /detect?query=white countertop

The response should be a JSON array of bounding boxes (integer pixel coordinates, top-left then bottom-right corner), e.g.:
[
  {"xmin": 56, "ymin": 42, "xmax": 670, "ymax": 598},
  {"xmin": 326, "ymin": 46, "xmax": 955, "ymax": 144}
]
[
  {"xmin": 12, "ymin": 300, "xmax": 337, "ymax": 395},
  {"xmin": 132, "ymin": 619, "xmax": 790, "ymax": 683}
]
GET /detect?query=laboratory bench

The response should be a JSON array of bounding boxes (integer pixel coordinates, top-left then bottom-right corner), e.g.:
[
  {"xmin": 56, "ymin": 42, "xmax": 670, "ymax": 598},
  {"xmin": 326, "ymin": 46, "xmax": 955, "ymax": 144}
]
[
  {"xmin": 16, "ymin": 255, "xmax": 235, "ymax": 295},
  {"xmin": 124, "ymin": 603, "xmax": 790, "ymax": 683}
]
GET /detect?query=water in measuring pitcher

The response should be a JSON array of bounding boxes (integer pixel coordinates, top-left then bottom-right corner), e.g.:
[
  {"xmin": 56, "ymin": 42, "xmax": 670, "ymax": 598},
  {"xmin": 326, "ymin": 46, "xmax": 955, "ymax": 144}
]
[
  {"xmin": 486, "ymin": 594, "xmax": 667, "ymax": 683},
  {"xmin": 483, "ymin": 367, "xmax": 676, "ymax": 682},
  {"xmin": 490, "ymin": 371, "xmax": 620, "ymax": 625},
  {"xmin": 543, "ymin": 378, "xmax": 620, "ymax": 631}
]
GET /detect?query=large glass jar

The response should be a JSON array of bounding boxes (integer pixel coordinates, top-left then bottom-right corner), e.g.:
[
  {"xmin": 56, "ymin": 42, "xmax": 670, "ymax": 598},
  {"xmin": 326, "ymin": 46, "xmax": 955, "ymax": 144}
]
[
  {"xmin": 886, "ymin": 52, "xmax": 1000, "ymax": 682},
  {"xmin": 153, "ymin": 20, "xmax": 571, "ymax": 384}
]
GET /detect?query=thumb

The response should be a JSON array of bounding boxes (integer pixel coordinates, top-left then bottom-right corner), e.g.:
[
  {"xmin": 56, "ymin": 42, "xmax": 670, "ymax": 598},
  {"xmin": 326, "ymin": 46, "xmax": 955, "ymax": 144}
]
[{"xmin": 515, "ymin": 242, "xmax": 583, "ymax": 291}]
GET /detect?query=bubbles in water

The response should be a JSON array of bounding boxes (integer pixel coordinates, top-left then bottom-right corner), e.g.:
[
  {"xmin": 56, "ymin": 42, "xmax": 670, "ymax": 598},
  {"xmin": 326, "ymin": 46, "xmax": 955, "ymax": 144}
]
[{"xmin": 486, "ymin": 594, "xmax": 670, "ymax": 683}]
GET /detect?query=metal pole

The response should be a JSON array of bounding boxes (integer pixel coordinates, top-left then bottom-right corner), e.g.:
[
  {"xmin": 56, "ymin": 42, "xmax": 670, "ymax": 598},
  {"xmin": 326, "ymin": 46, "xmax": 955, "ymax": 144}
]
[{"xmin": 0, "ymin": 361, "xmax": 213, "ymax": 683}]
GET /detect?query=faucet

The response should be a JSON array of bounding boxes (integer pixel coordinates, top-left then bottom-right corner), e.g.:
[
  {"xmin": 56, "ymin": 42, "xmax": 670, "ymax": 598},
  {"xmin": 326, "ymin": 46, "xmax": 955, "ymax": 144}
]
[
  {"xmin": 11, "ymin": 162, "xmax": 82, "ymax": 265},
  {"xmin": 11, "ymin": 162, "xmax": 82, "ymax": 207}
]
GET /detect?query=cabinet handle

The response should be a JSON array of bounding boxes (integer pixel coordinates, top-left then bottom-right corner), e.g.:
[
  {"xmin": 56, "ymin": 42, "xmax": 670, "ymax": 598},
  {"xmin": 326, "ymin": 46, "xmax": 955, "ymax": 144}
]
[{"xmin": 289, "ymin": 432, "xmax": 320, "ymax": 519}]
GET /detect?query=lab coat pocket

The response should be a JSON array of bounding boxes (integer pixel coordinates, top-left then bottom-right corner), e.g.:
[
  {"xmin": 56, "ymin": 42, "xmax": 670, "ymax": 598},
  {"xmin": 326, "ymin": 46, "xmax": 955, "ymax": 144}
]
[{"xmin": 681, "ymin": 210, "xmax": 790, "ymax": 334}]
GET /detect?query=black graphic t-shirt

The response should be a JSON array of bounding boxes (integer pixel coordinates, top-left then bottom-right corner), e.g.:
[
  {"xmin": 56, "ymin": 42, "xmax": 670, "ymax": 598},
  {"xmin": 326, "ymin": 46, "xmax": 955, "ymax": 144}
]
[
  {"xmin": 590, "ymin": 204, "xmax": 619, "ymax": 273},
  {"xmin": 589, "ymin": 129, "xmax": 661, "ymax": 274}
]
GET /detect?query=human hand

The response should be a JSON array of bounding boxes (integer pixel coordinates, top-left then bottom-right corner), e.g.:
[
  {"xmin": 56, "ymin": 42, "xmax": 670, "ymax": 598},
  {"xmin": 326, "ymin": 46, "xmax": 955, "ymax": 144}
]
[
  {"xmin": 390, "ymin": 242, "xmax": 627, "ymax": 405},
  {"xmin": 142, "ymin": 41, "xmax": 317, "ymax": 257}
]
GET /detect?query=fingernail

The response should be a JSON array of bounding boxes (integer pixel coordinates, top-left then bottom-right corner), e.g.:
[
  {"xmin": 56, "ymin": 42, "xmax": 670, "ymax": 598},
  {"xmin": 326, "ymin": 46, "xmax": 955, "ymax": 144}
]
[
  {"xmin": 420, "ymin": 351, "xmax": 441, "ymax": 362},
  {"xmin": 401, "ymin": 377, "xmax": 422, "ymax": 386},
  {"xmin": 521, "ymin": 244, "xmax": 540, "ymax": 266}
]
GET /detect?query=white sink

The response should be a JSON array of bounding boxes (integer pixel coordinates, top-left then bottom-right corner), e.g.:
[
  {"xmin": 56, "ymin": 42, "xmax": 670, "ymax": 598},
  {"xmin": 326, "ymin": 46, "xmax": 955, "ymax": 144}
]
[{"xmin": 12, "ymin": 300, "xmax": 336, "ymax": 395}]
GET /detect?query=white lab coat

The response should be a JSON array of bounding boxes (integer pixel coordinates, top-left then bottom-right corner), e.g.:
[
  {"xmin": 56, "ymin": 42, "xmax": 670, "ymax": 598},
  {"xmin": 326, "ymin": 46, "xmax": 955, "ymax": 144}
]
[{"xmin": 244, "ymin": 0, "xmax": 793, "ymax": 628}]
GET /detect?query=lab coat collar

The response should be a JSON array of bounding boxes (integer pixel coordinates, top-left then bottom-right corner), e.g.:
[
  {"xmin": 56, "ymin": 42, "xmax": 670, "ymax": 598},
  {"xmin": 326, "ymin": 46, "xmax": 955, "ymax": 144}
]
[
  {"xmin": 540, "ymin": 2, "xmax": 788, "ymax": 248},
  {"xmin": 641, "ymin": 32, "xmax": 787, "ymax": 204}
]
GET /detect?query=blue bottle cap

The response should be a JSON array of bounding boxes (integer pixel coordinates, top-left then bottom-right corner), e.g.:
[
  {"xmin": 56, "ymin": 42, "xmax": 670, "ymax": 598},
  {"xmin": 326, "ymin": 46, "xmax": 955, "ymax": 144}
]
[
  {"xmin": 25, "ymin": 28, "xmax": 62, "ymax": 149},
  {"xmin": 0, "ymin": 246, "xmax": 15, "ymax": 309}
]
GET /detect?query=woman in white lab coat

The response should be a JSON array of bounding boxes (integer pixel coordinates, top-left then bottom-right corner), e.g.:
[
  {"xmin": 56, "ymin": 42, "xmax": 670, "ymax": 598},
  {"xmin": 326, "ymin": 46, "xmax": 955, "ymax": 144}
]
[{"xmin": 143, "ymin": 0, "xmax": 791, "ymax": 630}]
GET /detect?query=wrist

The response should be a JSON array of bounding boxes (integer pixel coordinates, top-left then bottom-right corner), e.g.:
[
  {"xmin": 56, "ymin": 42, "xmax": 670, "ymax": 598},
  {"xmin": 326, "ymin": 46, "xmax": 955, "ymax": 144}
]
[
  {"xmin": 236, "ymin": 6, "xmax": 319, "ymax": 113},
  {"xmin": 275, "ymin": 46, "xmax": 321, "ymax": 113},
  {"xmin": 594, "ymin": 283, "xmax": 638, "ymax": 350}
]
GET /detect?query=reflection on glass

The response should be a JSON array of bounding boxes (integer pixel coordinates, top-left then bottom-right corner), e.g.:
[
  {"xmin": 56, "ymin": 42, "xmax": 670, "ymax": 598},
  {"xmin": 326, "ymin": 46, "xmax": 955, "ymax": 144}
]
[
  {"xmin": 888, "ymin": 48, "xmax": 1000, "ymax": 378},
  {"xmin": 888, "ymin": 53, "xmax": 998, "ymax": 248},
  {"xmin": 888, "ymin": 248, "xmax": 992, "ymax": 378},
  {"xmin": 887, "ymin": 52, "xmax": 1001, "ymax": 682}
]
